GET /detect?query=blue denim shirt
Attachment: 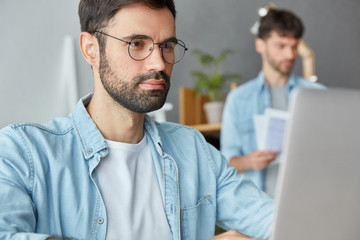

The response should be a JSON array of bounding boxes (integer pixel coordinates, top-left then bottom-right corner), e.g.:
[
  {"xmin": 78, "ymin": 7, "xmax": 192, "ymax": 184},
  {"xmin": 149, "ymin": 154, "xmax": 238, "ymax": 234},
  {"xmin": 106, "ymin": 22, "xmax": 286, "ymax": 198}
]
[
  {"xmin": 220, "ymin": 72, "xmax": 325, "ymax": 190},
  {"xmin": 0, "ymin": 94, "xmax": 273, "ymax": 240}
]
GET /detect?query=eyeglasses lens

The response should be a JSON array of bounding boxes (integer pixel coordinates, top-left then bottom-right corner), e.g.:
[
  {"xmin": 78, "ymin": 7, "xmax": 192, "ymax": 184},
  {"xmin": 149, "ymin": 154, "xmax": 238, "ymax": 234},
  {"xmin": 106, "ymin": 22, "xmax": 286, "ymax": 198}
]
[{"xmin": 129, "ymin": 36, "xmax": 185, "ymax": 64}]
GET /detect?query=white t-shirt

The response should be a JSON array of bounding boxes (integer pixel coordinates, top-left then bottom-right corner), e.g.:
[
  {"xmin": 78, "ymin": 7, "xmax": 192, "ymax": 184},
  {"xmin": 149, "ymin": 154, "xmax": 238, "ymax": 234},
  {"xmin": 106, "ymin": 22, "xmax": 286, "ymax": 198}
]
[
  {"xmin": 96, "ymin": 135, "xmax": 171, "ymax": 240},
  {"xmin": 267, "ymin": 85, "xmax": 288, "ymax": 197}
]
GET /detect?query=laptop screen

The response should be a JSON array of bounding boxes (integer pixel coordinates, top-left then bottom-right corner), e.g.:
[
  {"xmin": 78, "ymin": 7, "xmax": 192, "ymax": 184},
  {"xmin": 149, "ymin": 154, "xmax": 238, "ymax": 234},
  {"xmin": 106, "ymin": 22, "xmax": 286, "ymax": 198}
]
[{"xmin": 270, "ymin": 88, "xmax": 360, "ymax": 240}]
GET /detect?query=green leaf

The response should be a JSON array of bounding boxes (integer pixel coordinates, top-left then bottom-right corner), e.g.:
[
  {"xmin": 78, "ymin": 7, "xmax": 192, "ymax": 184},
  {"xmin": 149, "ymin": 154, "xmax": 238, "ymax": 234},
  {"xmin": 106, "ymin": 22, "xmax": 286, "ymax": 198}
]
[
  {"xmin": 192, "ymin": 49, "xmax": 215, "ymax": 66},
  {"xmin": 190, "ymin": 48, "xmax": 241, "ymax": 101},
  {"xmin": 216, "ymin": 49, "xmax": 233, "ymax": 65}
]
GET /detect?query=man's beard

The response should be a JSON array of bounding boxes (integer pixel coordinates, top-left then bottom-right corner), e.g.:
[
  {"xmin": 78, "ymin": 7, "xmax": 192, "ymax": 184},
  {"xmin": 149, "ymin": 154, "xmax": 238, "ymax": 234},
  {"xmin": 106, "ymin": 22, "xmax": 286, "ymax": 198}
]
[
  {"xmin": 99, "ymin": 53, "xmax": 170, "ymax": 113},
  {"xmin": 266, "ymin": 52, "xmax": 295, "ymax": 76}
]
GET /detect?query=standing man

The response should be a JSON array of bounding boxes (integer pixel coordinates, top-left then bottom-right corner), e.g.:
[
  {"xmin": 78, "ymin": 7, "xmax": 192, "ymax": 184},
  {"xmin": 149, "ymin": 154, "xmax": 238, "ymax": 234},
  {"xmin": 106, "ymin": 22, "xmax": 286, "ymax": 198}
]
[
  {"xmin": 0, "ymin": 1, "xmax": 273, "ymax": 239},
  {"xmin": 221, "ymin": 8, "xmax": 325, "ymax": 197}
]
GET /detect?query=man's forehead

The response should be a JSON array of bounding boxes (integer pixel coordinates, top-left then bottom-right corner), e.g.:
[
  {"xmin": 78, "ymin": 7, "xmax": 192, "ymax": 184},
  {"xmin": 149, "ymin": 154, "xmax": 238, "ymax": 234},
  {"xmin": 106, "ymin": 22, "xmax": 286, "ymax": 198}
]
[{"xmin": 106, "ymin": 3, "xmax": 175, "ymax": 33}]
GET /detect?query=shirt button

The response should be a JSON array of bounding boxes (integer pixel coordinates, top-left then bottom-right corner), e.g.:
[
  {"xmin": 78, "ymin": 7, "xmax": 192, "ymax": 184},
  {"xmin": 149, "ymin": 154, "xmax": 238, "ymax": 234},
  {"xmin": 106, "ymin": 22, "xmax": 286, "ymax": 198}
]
[
  {"xmin": 87, "ymin": 148, "xmax": 93, "ymax": 154},
  {"xmin": 97, "ymin": 217, "xmax": 104, "ymax": 224}
]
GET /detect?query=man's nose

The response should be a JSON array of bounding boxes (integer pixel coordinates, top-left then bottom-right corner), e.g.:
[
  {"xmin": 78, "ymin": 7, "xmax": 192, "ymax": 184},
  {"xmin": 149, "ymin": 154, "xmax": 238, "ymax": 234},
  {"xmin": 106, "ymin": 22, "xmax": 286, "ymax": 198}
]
[
  {"xmin": 144, "ymin": 45, "xmax": 166, "ymax": 72},
  {"xmin": 285, "ymin": 47, "xmax": 297, "ymax": 59}
]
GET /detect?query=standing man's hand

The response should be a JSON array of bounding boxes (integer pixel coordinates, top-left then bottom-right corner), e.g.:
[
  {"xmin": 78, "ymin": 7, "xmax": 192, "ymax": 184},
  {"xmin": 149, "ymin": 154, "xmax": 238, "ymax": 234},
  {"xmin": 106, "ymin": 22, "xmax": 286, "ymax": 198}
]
[
  {"xmin": 208, "ymin": 229, "xmax": 264, "ymax": 240},
  {"xmin": 229, "ymin": 150, "xmax": 277, "ymax": 172},
  {"xmin": 297, "ymin": 39, "xmax": 316, "ymax": 80},
  {"xmin": 246, "ymin": 150, "xmax": 277, "ymax": 170}
]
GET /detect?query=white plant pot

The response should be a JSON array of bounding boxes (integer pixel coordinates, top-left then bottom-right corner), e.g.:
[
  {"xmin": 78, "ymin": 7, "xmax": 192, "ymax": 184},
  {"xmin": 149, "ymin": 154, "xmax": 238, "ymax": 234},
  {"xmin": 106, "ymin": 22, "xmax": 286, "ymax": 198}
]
[{"xmin": 203, "ymin": 101, "xmax": 224, "ymax": 124}]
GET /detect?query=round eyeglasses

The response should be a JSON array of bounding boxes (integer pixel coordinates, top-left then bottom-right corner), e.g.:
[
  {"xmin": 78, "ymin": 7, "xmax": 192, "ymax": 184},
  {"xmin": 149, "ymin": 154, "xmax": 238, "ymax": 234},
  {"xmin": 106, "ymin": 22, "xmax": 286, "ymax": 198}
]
[{"xmin": 95, "ymin": 31, "xmax": 188, "ymax": 64}]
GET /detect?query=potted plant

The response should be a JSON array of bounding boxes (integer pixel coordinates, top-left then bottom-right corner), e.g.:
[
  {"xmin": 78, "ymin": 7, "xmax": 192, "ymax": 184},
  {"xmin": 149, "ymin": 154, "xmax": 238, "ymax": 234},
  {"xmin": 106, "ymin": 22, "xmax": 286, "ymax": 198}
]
[{"xmin": 191, "ymin": 49, "xmax": 241, "ymax": 124}]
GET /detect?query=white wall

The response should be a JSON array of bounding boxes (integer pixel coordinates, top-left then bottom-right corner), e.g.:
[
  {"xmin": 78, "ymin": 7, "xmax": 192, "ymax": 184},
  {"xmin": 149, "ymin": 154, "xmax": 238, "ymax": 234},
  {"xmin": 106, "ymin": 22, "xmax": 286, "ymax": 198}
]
[{"xmin": 0, "ymin": 0, "xmax": 92, "ymax": 128}]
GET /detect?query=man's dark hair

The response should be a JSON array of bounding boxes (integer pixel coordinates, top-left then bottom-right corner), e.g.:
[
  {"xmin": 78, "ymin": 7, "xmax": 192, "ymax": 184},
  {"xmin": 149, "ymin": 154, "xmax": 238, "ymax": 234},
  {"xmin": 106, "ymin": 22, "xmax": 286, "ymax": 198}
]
[
  {"xmin": 78, "ymin": 0, "xmax": 176, "ymax": 58},
  {"xmin": 258, "ymin": 8, "xmax": 304, "ymax": 40},
  {"xmin": 78, "ymin": 0, "xmax": 176, "ymax": 33}
]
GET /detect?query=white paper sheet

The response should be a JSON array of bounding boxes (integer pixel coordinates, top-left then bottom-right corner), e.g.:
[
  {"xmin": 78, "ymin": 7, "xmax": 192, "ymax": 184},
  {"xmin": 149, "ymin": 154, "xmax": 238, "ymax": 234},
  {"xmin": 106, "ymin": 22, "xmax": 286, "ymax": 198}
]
[{"xmin": 254, "ymin": 108, "xmax": 290, "ymax": 154}]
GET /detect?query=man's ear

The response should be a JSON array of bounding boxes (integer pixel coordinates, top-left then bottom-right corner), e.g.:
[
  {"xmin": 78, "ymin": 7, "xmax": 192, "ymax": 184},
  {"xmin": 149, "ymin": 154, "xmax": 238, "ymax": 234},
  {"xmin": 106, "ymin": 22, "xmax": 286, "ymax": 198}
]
[
  {"xmin": 255, "ymin": 38, "xmax": 265, "ymax": 54},
  {"xmin": 79, "ymin": 32, "xmax": 98, "ymax": 66}
]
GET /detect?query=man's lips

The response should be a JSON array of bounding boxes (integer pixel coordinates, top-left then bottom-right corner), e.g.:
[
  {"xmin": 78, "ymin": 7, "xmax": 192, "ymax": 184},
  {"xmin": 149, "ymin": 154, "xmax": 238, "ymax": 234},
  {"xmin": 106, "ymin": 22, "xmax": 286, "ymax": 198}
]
[
  {"xmin": 139, "ymin": 79, "xmax": 166, "ymax": 90},
  {"xmin": 282, "ymin": 61, "xmax": 294, "ymax": 68}
]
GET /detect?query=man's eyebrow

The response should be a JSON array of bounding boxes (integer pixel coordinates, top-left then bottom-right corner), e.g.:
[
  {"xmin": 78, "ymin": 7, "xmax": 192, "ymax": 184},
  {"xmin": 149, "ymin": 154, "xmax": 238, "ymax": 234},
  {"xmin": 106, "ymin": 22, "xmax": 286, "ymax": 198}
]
[
  {"xmin": 163, "ymin": 37, "xmax": 178, "ymax": 43},
  {"xmin": 121, "ymin": 34, "xmax": 147, "ymax": 40},
  {"xmin": 122, "ymin": 34, "xmax": 178, "ymax": 42}
]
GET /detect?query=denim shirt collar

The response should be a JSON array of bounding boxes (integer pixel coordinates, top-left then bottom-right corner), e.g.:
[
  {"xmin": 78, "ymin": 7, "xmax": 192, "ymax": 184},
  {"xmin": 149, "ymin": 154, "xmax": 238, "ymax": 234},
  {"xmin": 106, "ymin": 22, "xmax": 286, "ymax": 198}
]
[
  {"xmin": 71, "ymin": 94, "xmax": 108, "ymax": 160},
  {"xmin": 71, "ymin": 93, "xmax": 164, "ymax": 160},
  {"xmin": 255, "ymin": 71, "xmax": 297, "ymax": 93},
  {"xmin": 144, "ymin": 114, "xmax": 165, "ymax": 157}
]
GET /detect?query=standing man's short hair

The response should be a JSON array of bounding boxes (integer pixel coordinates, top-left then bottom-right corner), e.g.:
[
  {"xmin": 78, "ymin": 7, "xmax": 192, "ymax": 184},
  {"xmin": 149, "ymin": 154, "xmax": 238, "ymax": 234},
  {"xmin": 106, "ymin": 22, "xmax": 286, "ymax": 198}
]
[{"xmin": 257, "ymin": 8, "xmax": 304, "ymax": 40}]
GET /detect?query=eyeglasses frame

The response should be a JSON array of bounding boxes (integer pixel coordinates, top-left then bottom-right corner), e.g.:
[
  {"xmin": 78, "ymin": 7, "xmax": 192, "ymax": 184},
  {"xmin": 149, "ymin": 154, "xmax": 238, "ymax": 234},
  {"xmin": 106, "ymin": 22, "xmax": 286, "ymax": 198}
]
[{"xmin": 94, "ymin": 31, "xmax": 188, "ymax": 64}]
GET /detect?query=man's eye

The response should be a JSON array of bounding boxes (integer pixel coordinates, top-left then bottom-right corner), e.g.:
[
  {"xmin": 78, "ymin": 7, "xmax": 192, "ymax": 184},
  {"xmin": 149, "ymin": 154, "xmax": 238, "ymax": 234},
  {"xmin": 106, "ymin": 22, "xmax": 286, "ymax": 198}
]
[
  {"xmin": 130, "ymin": 40, "xmax": 145, "ymax": 48},
  {"xmin": 162, "ymin": 42, "xmax": 175, "ymax": 50}
]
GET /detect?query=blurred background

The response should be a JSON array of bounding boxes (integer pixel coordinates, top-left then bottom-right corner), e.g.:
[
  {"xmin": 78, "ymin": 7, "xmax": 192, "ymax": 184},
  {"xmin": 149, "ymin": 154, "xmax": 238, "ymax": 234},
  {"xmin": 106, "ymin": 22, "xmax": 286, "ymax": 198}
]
[{"xmin": 1, "ymin": 0, "xmax": 359, "ymax": 127}]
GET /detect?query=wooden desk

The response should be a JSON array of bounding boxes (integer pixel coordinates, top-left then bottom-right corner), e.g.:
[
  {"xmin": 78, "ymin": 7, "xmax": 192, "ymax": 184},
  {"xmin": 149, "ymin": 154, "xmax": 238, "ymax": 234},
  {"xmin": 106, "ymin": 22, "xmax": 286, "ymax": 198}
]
[
  {"xmin": 191, "ymin": 123, "xmax": 221, "ymax": 136},
  {"xmin": 178, "ymin": 87, "xmax": 222, "ymax": 143},
  {"xmin": 191, "ymin": 123, "xmax": 221, "ymax": 149}
]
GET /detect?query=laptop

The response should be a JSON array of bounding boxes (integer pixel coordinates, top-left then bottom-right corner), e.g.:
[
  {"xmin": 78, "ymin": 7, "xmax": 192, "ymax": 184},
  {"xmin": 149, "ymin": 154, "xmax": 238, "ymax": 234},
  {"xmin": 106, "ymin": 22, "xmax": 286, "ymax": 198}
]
[{"xmin": 270, "ymin": 87, "xmax": 360, "ymax": 240}]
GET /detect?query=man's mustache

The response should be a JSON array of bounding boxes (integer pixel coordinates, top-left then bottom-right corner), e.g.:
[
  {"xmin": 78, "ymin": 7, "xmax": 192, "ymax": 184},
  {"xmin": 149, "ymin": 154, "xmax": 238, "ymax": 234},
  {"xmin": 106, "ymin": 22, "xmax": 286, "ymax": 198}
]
[{"xmin": 136, "ymin": 72, "xmax": 170, "ymax": 84}]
